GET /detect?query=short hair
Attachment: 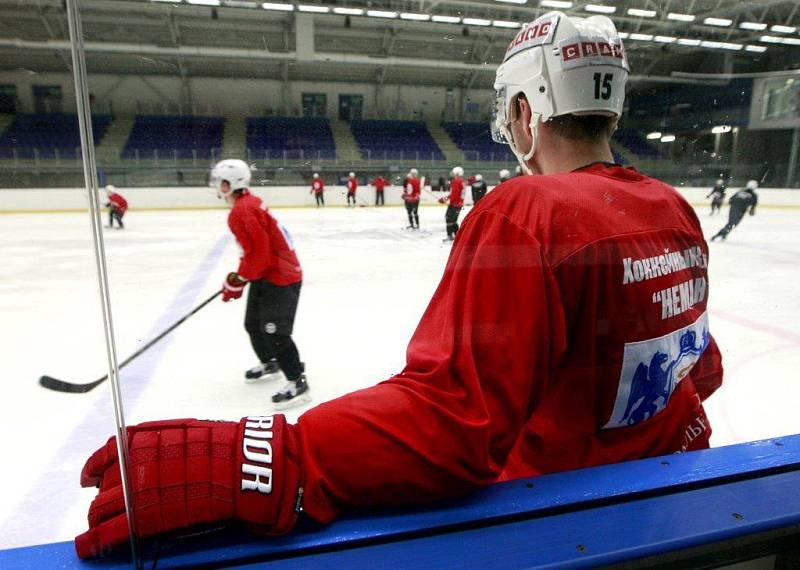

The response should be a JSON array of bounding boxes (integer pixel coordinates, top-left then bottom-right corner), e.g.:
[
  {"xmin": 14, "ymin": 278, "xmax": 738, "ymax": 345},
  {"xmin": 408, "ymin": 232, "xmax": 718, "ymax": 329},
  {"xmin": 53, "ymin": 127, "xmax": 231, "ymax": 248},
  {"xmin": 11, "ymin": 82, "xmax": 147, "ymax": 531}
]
[{"xmin": 513, "ymin": 93, "xmax": 616, "ymax": 141}]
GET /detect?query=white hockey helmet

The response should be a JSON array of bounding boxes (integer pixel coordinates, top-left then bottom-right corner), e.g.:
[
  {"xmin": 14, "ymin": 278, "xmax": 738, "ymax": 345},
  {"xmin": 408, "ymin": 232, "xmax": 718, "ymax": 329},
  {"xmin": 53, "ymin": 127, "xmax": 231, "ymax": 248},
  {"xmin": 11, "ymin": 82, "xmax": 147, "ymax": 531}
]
[
  {"xmin": 105, "ymin": 184, "xmax": 115, "ymax": 193},
  {"xmin": 409, "ymin": 168, "xmax": 419, "ymax": 177},
  {"xmin": 716, "ymin": 178, "xmax": 724, "ymax": 185},
  {"xmin": 313, "ymin": 172, "xmax": 319, "ymax": 178},
  {"xmin": 452, "ymin": 166, "xmax": 464, "ymax": 177},
  {"xmin": 492, "ymin": 11, "xmax": 629, "ymax": 172},
  {"xmin": 475, "ymin": 174, "xmax": 483, "ymax": 181},
  {"xmin": 746, "ymin": 180, "xmax": 758, "ymax": 190},
  {"xmin": 499, "ymin": 168, "xmax": 511, "ymax": 180},
  {"xmin": 210, "ymin": 159, "xmax": 251, "ymax": 203}
]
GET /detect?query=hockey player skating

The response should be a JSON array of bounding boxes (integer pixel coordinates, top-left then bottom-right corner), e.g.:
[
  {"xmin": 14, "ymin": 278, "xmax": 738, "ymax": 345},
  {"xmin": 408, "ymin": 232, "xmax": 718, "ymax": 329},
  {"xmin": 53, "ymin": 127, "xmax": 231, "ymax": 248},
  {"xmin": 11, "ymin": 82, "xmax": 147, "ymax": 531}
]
[
  {"xmin": 499, "ymin": 168, "xmax": 512, "ymax": 183},
  {"xmin": 372, "ymin": 174, "xmax": 388, "ymax": 206},
  {"xmin": 310, "ymin": 173, "xmax": 324, "ymax": 207},
  {"xmin": 706, "ymin": 178, "xmax": 726, "ymax": 215},
  {"xmin": 346, "ymin": 172, "xmax": 358, "ymax": 207},
  {"xmin": 710, "ymin": 180, "xmax": 758, "ymax": 241},
  {"xmin": 402, "ymin": 168, "xmax": 421, "ymax": 228},
  {"xmin": 210, "ymin": 160, "xmax": 310, "ymax": 409},
  {"xmin": 471, "ymin": 173, "xmax": 488, "ymax": 205},
  {"xmin": 75, "ymin": 12, "xmax": 723, "ymax": 559},
  {"xmin": 103, "ymin": 185, "xmax": 127, "ymax": 229},
  {"xmin": 440, "ymin": 166, "xmax": 466, "ymax": 241}
]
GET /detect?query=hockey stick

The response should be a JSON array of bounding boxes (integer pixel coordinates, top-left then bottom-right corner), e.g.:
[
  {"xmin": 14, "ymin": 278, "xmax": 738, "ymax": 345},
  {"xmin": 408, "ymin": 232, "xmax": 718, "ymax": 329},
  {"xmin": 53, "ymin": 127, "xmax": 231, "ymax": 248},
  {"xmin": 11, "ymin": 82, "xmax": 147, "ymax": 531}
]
[{"xmin": 39, "ymin": 289, "xmax": 223, "ymax": 393}]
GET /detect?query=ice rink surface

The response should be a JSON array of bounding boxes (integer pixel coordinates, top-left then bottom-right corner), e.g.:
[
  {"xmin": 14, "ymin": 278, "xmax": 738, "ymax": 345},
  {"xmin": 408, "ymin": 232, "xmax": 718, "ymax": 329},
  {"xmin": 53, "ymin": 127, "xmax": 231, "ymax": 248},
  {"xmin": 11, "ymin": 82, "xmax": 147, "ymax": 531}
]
[{"xmin": 1, "ymin": 198, "xmax": 798, "ymax": 549}]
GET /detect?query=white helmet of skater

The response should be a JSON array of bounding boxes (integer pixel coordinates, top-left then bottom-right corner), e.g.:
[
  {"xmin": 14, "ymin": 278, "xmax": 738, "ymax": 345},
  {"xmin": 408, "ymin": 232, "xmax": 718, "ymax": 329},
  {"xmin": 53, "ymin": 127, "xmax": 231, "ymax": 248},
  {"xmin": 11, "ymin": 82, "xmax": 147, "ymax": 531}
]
[
  {"xmin": 349, "ymin": 172, "xmax": 355, "ymax": 178},
  {"xmin": 210, "ymin": 159, "xmax": 251, "ymax": 204},
  {"xmin": 452, "ymin": 166, "xmax": 464, "ymax": 177},
  {"xmin": 499, "ymin": 169, "xmax": 511, "ymax": 181},
  {"xmin": 492, "ymin": 11, "xmax": 628, "ymax": 172},
  {"xmin": 313, "ymin": 173, "xmax": 319, "ymax": 178},
  {"xmin": 746, "ymin": 180, "xmax": 758, "ymax": 190},
  {"xmin": 409, "ymin": 168, "xmax": 419, "ymax": 177},
  {"xmin": 475, "ymin": 174, "xmax": 483, "ymax": 181}
]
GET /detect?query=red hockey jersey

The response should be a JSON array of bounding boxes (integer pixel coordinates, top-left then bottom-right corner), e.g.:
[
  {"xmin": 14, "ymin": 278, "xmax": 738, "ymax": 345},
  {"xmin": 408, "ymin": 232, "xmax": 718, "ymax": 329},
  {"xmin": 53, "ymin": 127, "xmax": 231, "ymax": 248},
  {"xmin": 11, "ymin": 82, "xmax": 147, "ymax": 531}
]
[
  {"xmin": 373, "ymin": 177, "xmax": 387, "ymax": 192},
  {"xmin": 107, "ymin": 192, "xmax": 128, "ymax": 214},
  {"xmin": 312, "ymin": 179, "xmax": 324, "ymax": 193},
  {"xmin": 293, "ymin": 163, "xmax": 722, "ymax": 524},
  {"xmin": 403, "ymin": 177, "xmax": 421, "ymax": 203},
  {"xmin": 346, "ymin": 177, "xmax": 357, "ymax": 193},
  {"xmin": 447, "ymin": 177, "xmax": 466, "ymax": 207},
  {"xmin": 228, "ymin": 192, "xmax": 302, "ymax": 286}
]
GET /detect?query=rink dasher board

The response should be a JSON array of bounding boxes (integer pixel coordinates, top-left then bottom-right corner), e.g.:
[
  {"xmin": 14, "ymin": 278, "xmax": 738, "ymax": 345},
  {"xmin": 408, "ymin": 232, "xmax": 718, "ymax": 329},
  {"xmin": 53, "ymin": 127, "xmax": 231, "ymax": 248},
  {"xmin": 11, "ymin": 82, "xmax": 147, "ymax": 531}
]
[{"xmin": 2, "ymin": 435, "xmax": 800, "ymax": 568}]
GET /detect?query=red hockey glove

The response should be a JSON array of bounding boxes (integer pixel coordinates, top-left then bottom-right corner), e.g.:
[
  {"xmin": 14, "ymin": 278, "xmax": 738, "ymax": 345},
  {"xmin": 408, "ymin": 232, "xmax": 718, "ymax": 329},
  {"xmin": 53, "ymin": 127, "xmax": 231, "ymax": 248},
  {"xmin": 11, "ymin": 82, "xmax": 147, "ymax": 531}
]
[
  {"xmin": 75, "ymin": 416, "xmax": 302, "ymax": 559},
  {"xmin": 222, "ymin": 272, "xmax": 247, "ymax": 302}
]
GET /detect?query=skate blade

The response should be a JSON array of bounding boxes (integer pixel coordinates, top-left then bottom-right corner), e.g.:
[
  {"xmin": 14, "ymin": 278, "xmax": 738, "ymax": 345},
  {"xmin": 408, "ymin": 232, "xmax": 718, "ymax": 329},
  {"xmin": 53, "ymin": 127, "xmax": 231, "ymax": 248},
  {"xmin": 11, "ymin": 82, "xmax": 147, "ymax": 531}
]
[
  {"xmin": 272, "ymin": 392, "xmax": 312, "ymax": 411},
  {"xmin": 244, "ymin": 371, "xmax": 284, "ymax": 384}
]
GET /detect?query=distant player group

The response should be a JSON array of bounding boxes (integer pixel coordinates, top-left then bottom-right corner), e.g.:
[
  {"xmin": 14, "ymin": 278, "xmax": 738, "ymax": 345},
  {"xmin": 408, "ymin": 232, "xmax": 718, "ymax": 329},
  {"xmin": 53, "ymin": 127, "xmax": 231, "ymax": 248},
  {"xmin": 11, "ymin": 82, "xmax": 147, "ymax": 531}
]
[{"xmin": 706, "ymin": 177, "xmax": 759, "ymax": 241}]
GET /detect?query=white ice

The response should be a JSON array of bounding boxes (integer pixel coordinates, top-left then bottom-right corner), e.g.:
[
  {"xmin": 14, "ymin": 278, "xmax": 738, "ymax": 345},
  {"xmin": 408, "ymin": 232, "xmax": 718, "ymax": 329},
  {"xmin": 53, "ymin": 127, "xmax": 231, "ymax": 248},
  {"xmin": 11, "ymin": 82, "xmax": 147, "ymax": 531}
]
[{"xmin": 0, "ymin": 199, "xmax": 798, "ymax": 549}]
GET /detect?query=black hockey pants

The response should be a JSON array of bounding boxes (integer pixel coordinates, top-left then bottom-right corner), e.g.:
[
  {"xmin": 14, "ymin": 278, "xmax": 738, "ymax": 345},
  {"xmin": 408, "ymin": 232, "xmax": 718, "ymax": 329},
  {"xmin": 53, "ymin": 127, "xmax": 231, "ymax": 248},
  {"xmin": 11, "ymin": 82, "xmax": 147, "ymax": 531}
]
[
  {"xmin": 405, "ymin": 201, "xmax": 419, "ymax": 227},
  {"xmin": 445, "ymin": 205, "xmax": 462, "ymax": 239}
]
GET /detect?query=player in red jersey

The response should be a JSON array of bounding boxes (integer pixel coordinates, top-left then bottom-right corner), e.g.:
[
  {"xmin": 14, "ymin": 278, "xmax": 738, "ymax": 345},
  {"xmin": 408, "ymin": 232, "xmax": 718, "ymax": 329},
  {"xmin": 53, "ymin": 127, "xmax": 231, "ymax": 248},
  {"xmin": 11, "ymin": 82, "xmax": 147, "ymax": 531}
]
[
  {"xmin": 346, "ymin": 172, "xmax": 358, "ymax": 207},
  {"xmin": 402, "ymin": 168, "xmax": 421, "ymax": 228},
  {"xmin": 372, "ymin": 175, "xmax": 388, "ymax": 206},
  {"xmin": 439, "ymin": 166, "xmax": 466, "ymax": 241},
  {"xmin": 75, "ymin": 12, "xmax": 723, "ymax": 559},
  {"xmin": 211, "ymin": 159, "xmax": 310, "ymax": 407},
  {"xmin": 103, "ymin": 185, "xmax": 127, "ymax": 229},
  {"xmin": 310, "ymin": 173, "xmax": 324, "ymax": 207}
]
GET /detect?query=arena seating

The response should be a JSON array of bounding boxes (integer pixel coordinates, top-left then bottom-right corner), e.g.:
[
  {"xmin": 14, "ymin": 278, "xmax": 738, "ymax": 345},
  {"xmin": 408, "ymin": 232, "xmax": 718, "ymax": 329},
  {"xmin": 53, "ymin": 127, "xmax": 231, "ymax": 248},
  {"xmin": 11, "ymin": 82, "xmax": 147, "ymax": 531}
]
[
  {"xmin": 121, "ymin": 115, "xmax": 224, "ymax": 160},
  {"xmin": 247, "ymin": 117, "xmax": 336, "ymax": 160},
  {"xmin": 613, "ymin": 128, "xmax": 660, "ymax": 158},
  {"xmin": 350, "ymin": 120, "xmax": 444, "ymax": 161},
  {"xmin": 442, "ymin": 122, "xmax": 515, "ymax": 162},
  {"xmin": 0, "ymin": 113, "xmax": 111, "ymax": 159}
]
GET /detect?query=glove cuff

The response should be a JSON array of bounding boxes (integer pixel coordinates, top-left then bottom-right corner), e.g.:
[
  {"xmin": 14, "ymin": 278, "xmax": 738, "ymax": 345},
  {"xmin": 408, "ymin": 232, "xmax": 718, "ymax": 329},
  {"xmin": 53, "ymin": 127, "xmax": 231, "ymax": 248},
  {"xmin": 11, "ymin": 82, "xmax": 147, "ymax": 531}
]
[{"xmin": 235, "ymin": 415, "xmax": 302, "ymax": 535}]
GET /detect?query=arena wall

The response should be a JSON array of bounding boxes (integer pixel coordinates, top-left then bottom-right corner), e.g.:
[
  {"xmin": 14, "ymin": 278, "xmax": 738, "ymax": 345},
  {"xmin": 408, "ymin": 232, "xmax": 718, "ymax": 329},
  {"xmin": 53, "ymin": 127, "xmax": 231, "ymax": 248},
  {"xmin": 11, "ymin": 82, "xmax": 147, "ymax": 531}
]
[{"xmin": 1, "ymin": 186, "xmax": 798, "ymax": 213}]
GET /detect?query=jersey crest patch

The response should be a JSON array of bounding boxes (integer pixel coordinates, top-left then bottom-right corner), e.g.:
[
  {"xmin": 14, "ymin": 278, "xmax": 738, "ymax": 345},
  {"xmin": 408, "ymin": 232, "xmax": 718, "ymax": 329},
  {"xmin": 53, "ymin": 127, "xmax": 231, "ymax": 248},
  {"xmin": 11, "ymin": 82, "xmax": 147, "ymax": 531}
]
[{"xmin": 604, "ymin": 312, "xmax": 710, "ymax": 429}]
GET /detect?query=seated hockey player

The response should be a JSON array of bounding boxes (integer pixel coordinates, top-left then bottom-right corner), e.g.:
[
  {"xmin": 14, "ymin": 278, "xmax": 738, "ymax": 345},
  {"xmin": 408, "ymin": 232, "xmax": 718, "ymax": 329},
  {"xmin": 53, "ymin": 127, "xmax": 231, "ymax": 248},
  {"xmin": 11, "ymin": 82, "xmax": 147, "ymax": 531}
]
[
  {"xmin": 103, "ymin": 185, "xmax": 127, "ymax": 229},
  {"xmin": 710, "ymin": 180, "xmax": 758, "ymax": 241},
  {"xmin": 212, "ymin": 159, "xmax": 310, "ymax": 405},
  {"xmin": 75, "ymin": 12, "xmax": 723, "ymax": 559}
]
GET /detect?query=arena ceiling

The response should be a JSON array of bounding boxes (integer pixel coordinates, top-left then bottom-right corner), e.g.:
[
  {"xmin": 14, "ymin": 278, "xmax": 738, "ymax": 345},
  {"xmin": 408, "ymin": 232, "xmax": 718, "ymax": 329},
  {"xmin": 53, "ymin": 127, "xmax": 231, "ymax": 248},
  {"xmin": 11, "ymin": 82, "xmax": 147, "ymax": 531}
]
[{"xmin": 0, "ymin": 0, "xmax": 799, "ymax": 89}]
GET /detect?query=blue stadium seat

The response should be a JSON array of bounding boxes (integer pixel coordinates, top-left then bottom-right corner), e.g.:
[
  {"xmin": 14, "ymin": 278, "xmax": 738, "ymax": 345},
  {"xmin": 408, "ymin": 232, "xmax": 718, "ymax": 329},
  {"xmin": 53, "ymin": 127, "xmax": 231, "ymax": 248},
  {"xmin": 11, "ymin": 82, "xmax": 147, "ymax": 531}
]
[
  {"xmin": 121, "ymin": 115, "xmax": 224, "ymax": 160},
  {"xmin": 349, "ymin": 120, "xmax": 445, "ymax": 161},
  {"xmin": 0, "ymin": 114, "xmax": 111, "ymax": 159},
  {"xmin": 247, "ymin": 117, "xmax": 336, "ymax": 160},
  {"xmin": 441, "ymin": 122, "xmax": 515, "ymax": 162}
]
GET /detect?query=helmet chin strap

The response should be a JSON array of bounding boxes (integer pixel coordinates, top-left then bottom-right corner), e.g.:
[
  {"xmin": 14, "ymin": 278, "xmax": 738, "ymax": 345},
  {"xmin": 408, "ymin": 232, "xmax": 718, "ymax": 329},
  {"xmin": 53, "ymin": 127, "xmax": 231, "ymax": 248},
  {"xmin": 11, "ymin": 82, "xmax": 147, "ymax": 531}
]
[{"xmin": 509, "ymin": 112, "xmax": 540, "ymax": 176}]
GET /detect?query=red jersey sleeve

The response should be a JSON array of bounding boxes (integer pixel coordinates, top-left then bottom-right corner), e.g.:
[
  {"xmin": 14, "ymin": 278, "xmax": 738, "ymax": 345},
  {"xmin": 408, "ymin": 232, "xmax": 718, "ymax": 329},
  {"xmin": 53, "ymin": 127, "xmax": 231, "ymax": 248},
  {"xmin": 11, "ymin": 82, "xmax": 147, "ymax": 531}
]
[
  {"xmin": 229, "ymin": 208, "xmax": 272, "ymax": 281},
  {"xmin": 295, "ymin": 210, "xmax": 566, "ymax": 523}
]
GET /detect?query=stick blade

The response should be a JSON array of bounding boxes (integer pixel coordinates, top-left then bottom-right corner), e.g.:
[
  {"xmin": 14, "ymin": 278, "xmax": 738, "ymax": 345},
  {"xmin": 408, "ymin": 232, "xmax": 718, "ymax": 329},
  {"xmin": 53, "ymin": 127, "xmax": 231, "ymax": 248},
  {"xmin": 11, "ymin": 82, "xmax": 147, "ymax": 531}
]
[{"xmin": 39, "ymin": 375, "xmax": 103, "ymax": 394}]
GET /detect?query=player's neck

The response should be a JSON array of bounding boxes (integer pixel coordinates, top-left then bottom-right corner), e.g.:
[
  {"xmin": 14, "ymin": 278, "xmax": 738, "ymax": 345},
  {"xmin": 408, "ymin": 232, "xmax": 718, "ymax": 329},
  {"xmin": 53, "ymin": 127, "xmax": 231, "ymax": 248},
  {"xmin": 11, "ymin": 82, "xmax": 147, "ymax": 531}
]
[{"xmin": 530, "ymin": 139, "xmax": 614, "ymax": 176}]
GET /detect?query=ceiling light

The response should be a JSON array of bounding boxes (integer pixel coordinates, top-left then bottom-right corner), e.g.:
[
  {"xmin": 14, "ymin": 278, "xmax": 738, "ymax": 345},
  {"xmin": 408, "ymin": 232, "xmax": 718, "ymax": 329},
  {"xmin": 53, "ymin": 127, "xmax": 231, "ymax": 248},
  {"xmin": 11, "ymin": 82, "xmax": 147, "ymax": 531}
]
[
  {"xmin": 646, "ymin": 132, "xmax": 662, "ymax": 140},
  {"xmin": 432, "ymin": 15, "xmax": 461, "ymax": 23},
  {"xmin": 771, "ymin": 24, "xmax": 797, "ymax": 33},
  {"xmin": 585, "ymin": 4, "xmax": 616, "ymax": 14},
  {"xmin": 701, "ymin": 40, "xmax": 723, "ymax": 49},
  {"xmin": 745, "ymin": 45, "xmax": 768, "ymax": 53},
  {"xmin": 711, "ymin": 125, "xmax": 732, "ymax": 134},
  {"xmin": 225, "ymin": 0, "xmax": 258, "ymax": 6},
  {"xmin": 367, "ymin": 10, "xmax": 397, "ymax": 18},
  {"xmin": 493, "ymin": 20, "xmax": 521, "ymax": 28},
  {"xmin": 677, "ymin": 38, "xmax": 701, "ymax": 46},
  {"xmin": 660, "ymin": 135, "xmax": 676, "ymax": 142},
  {"xmin": 463, "ymin": 18, "xmax": 492, "ymax": 26},
  {"xmin": 781, "ymin": 37, "xmax": 800, "ymax": 45},
  {"xmin": 720, "ymin": 42, "xmax": 743, "ymax": 51},
  {"xmin": 627, "ymin": 8, "xmax": 656, "ymax": 18},
  {"xmin": 629, "ymin": 33, "xmax": 653, "ymax": 41},
  {"xmin": 188, "ymin": 0, "xmax": 220, "ymax": 5},
  {"xmin": 540, "ymin": 0, "xmax": 572, "ymax": 7},
  {"xmin": 333, "ymin": 7, "xmax": 364, "ymax": 15},
  {"xmin": 739, "ymin": 22, "xmax": 767, "ymax": 31},
  {"xmin": 617, "ymin": 32, "xmax": 629, "ymax": 39},
  {"xmin": 704, "ymin": 17, "xmax": 732, "ymax": 27},
  {"xmin": 654, "ymin": 36, "xmax": 677, "ymax": 43},
  {"xmin": 297, "ymin": 4, "xmax": 329, "ymax": 12},
  {"xmin": 496, "ymin": 0, "xmax": 527, "ymax": 4},
  {"xmin": 400, "ymin": 12, "xmax": 430, "ymax": 21},
  {"xmin": 668, "ymin": 13, "xmax": 695, "ymax": 22},
  {"xmin": 760, "ymin": 35, "xmax": 783, "ymax": 44},
  {"xmin": 261, "ymin": 2, "xmax": 292, "ymax": 10},
  {"xmin": 152, "ymin": 0, "xmax": 182, "ymax": 3}
]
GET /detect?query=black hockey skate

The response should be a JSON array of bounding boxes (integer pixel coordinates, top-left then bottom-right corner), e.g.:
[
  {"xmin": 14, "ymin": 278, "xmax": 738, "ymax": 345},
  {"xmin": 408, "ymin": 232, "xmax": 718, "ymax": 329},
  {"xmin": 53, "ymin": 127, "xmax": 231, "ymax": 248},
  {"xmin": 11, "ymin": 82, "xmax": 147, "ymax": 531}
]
[
  {"xmin": 272, "ymin": 374, "xmax": 312, "ymax": 410},
  {"xmin": 245, "ymin": 359, "xmax": 281, "ymax": 380}
]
